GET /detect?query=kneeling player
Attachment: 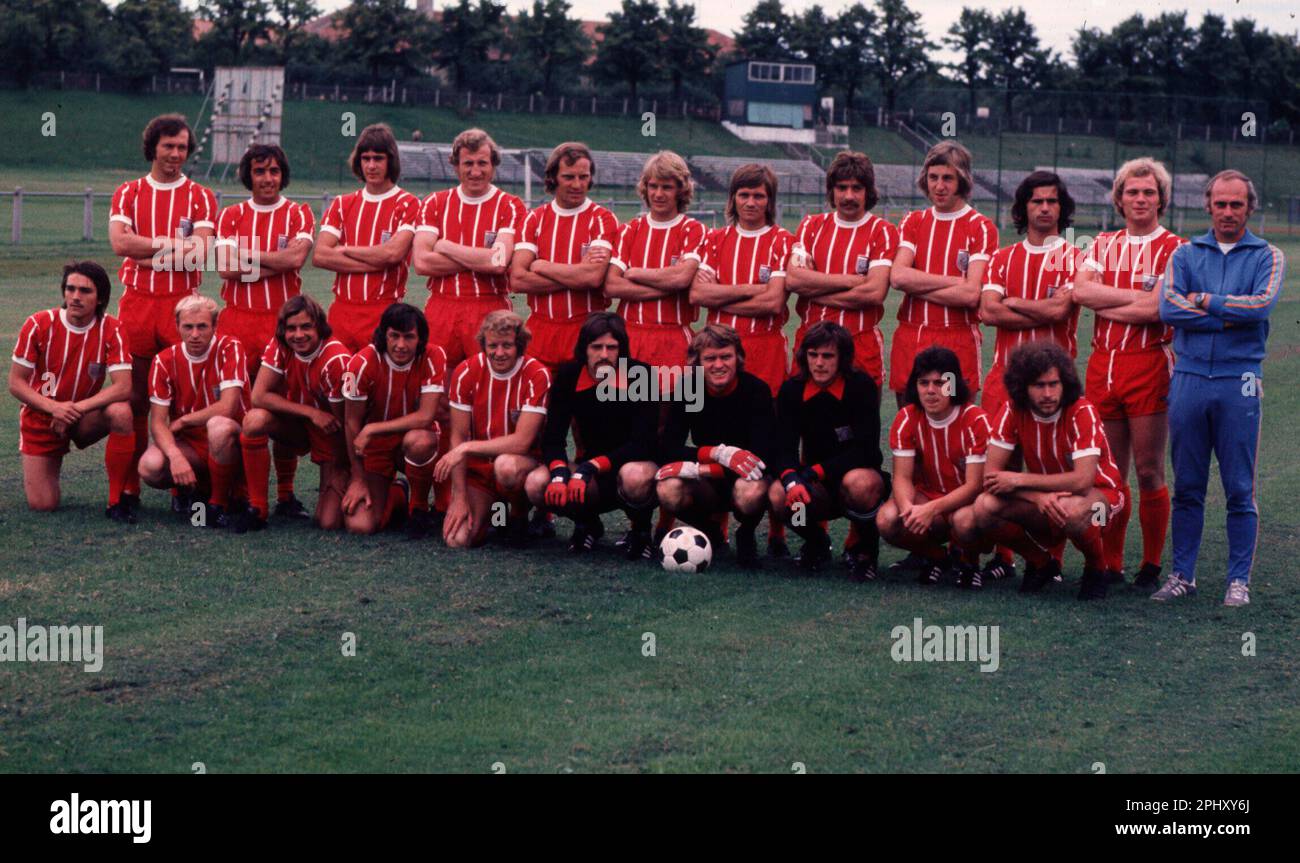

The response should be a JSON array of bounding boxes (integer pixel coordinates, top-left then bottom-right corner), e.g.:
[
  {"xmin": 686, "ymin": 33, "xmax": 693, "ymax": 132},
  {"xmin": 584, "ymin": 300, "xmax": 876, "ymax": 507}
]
[
  {"xmin": 877, "ymin": 347, "xmax": 990, "ymax": 587},
  {"xmin": 437, "ymin": 311, "xmax": 551, "ymax": 549},
  {"xmin": 137, "ymin": 295, "xmax": 250, "ymax": 524},
  {"xmin": 9, "ymin": 262, "xmax": 134, "ymax": 516},
  {"xmin": 769, "ymin": 322, "xmax": 888, "ymax": 579},
  {"xmin": 238, "ymin": 295, "xmax": 352, "ymax": 532},
  {"xmin": 950, "ymin": 342, "xmax": 1125, "ymax": 600},
  {"xmin": 341, "ymin": 303, "xmax": 445, "ymax": 536},
  {"xmin": 524, "ymin": 313, "xmax": 660, "ymax": 555},
  {"xmin": 655, "ymin": 325, "xmax": 775, "ymax": 568}
]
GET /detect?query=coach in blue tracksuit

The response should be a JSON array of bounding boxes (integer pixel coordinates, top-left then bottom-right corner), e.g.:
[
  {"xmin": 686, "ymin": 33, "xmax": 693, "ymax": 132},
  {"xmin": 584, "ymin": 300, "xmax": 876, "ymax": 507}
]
[{"xmin": 1155, "ymin": 169, "xmax": 1285, "ymax": 607}]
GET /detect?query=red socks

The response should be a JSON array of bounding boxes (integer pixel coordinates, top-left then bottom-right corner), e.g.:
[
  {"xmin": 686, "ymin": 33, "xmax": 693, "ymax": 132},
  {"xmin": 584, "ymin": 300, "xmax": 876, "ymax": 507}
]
[
  {"xmin": 380, "ymin": 478, "xmax": 407, "ymax": 529},
  {"xmin": 986, "ymin": 522, "xmax": 1052, "ymax": 567},
  {"xmin": 1103, "ymin": 492, "xmax": 1132, "ymax": 571},
  {"xmin": 125, "ymin": 414, "xmax": 148, "ymax": 496},
  {"xmin": 105, "ymin": 431, "xmax": 135, "ymax": 506},
  {"xmin": 241, "ymin": 433, "xmax": 271, "ymax": 516},
  {"xmin": 406, "ymin": 458, "xmax": 433, "ymax": 513},
  {"xmin": 273, "ymin": 452, "xmax": 297, "ymax": 504},
  {"xmin": 1073, "ymin": 523, "xmax": 1107, "ymax": 572},
  {"xmin": 1139, "ymin": 486, "xmax": 1170, "ymax": 568},
  {"xmin": 208, "ymin": 458, "xmax": 236, "ymax": 509}
]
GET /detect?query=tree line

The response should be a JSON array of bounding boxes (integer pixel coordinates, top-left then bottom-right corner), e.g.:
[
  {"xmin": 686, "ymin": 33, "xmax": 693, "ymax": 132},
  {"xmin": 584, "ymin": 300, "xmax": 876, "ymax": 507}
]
[{"xmin": 2, "ymin": 0, "xmax": 1296, "ymax": 125}]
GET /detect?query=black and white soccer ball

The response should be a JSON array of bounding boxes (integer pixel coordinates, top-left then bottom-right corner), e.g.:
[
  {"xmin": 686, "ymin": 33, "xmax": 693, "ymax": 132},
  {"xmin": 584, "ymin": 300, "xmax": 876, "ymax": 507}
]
[{"xmin": 660, "ymin": 526, "xmax": 712, "ymax": 573}]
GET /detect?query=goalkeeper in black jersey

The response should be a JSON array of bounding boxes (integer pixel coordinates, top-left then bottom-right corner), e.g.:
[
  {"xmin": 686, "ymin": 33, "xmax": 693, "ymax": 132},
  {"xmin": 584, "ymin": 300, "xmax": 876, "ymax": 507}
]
[
  {"xmin": 769, "ymin": 321, "xmax": 889, "ymax": 579},
  {"xmin": 656, "ymin": 324, "xmax": 777, "ymax": 568}
]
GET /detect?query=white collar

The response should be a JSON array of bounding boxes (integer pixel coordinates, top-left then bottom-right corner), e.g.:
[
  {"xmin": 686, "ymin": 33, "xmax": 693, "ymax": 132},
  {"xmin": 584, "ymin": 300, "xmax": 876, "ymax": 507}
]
[
  {"xmin": 1032, "ymin": 408, "xmax": 1062, "ymax": 424},
  {"xmin": 457, "ymin": 184, "xmax": 498, "ymax": 205},
  {"xmin": 1125, "ymin": 225, "xmax": 1165, "ymax": 243},
  {"xmin": 248, "ymin": 196, "xmax": 286, "ymax": 213},
  {"xmin": 183, "ymin": 341, "xmax": 214, "ymax": 363},
  {"xmin": 550, "ymin": 198, "xmax": 593, "ymax": 216},
  {"xmin": 646, "ymin": 213, "xmax": 685, "ymax": 230},
  {"xmin": 735, "ymin": 223, "xmax": 773, "ymax": 238},
  {"xmin": 833, "ymin": 212, "xmax": 871, "ymax": 229},
  {"xmin": 924, "ymin": 405, "xmax": 961, "ymax": 429},
  {"xmin": 294, "ymin": 341, "xmax": 325, "ymax": 363},
  {"xmin": 489, "ymin": 357, "xmax": 524, "ymax": 381},
  {"xmin": 362, "ymin": 185, "xmax": 401, "ymax": 203},
  {"xmin": 1022, "ymin": 236, "xmax": 1066, "ymax": 254},
  {"xmin": 146, "ymin": 173, "xmax": 187, "ymax": 191},
  {"xmin": 383, "ymin": 352, "xmax": 414, "ymax": 372},
  {"xmin": 931, "ymin": 204, "xmax": 972, "ymax": 221},
  {"xmin": 60, "ymin": 307, "xmax": 96, "ymax": 334}
]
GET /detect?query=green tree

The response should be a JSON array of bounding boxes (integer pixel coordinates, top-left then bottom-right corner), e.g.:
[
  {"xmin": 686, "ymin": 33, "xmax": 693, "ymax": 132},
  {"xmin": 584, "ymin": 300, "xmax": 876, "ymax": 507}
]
[
  {"xmin": 825, "ymin": 4, "xmax": 876, "ymax": 113},
  {"xmin": 985, "ymin": 7, "xmax": 1052, "ymax": 116},
  {"xmin": 592, "ymin": 0, "xmax": 665, "ymax": 103},
  {"xmin": 110, "ymin": 0, "xmax": 195, "ymax": 82},
  {"xmin": 868, "ymin": 0, "xmax": 933, "ymax": 114},
  {"xmin": 269, "ymin": 0, "xmax": 320, "ymax": 65},
  {"xmin": 198, "ymin": 0, "xmax": 272, "ymax": 65},
  {"xmin": 435, "ymin": 0, "xmax": 507, "ymax": 91},
  {"xmin": 944, "ymin": 7, "xmax": 993, "ymax": 117},
  {"xmin": 509, "ymin": 0, "xmax": 590, "ymax": 97},
  {"xmin": 338, "ymin": 0, "xmax": 436, "ymax": 83},
  {"xmin": 733, "ymin": 0, "xmax": 790, "ymax": 61},
  {"xmin": 662, "ymin": 0, "xmax": 716, "ymax": 101}
]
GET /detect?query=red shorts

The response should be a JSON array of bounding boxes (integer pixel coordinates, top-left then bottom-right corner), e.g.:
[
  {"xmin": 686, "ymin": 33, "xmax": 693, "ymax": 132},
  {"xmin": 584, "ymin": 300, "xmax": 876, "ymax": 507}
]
[
  {"xmin": 18, "ymin": 411, "xmax": 95, "ymax": 457},
  {"xmin": 425, "ymin": 294, "xmax": 511, "ymax": 369},
  {"xmin": 526, "ymin": 315, "xmax": 583, "ymax": 372},
  {"xmin": 981, "ymin": 363, "xmax": 1009, "ymax": 422},
  {"xmin": 217, "ymin": 306, "xmax": 277, "ymax": 374},
  {"xmin": 739, "ymin": 330, "xmax": 789, "ymax": 395},
  {"xmin": 280, "ymin": 421, "xmax": 346, "ymax": 467},
  {"xmin": 328, "ymin": 298, "xmax": 389, "ymax": 354},
  {"xmin": 175, "ymin": 426, "xmax": 210, "ymax": 466},
  {"xmin": 118, "ymin": 291, "xmax": 183, "ymax": 358},
  {"xmin": 362, "ymin": 432, "xmax": 404, "ymax": 478},
  {"xmin": 796, "ymin": 324, "xmax": 883, "ymax": 388},
  {"xmin": 1085, "ymin": 345, "xmax": 1173, "ymax": 420},
  {"xmin": 889, "ymin": 321, "xmax": 982, "ymax": 394},
  {"xmin": 625, "ymin": 322, "xmax": 693, "ymax": 369},
  {"xmin": 466, "ymin": 456, "xmax": 502, "ymax": 498}
]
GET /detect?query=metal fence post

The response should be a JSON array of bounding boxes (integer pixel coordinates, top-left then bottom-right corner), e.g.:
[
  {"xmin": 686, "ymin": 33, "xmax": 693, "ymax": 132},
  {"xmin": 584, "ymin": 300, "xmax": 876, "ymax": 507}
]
[
  {"xmin": 11, "ymin": 187, "xmax": 22, "ymax": 244},
  {"xmin": 83, "ymin": 187, "xmax": 94, "ymax": 241}
]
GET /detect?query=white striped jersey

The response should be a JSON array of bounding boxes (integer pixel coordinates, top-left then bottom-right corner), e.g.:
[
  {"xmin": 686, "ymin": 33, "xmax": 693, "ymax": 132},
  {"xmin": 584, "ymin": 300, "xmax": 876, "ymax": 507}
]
[
  {"xmin": 343, "ymin": 344, "xmax": 446, "ymax": 424},
  {"xmin": 448, "ymin": 353, "xmax": 551, "ymax": 442},
  {"xmin": 792, "ymin": 211, "xmax": 898, "ymax": 333},
  {"xmin": 148, "ymin": 335, "xmax": 250, "ymax": 420},
  {"xmin": 417, "ymin": 185, "xmax": 526, "ymax": 299},
  {"xmin": 109, "ymin": 174, "xmax": 218, "ymax": 297},
  {"xmin": 515, "ymin": 198, "xmax": 619, "ymax": 321},
  {"xmin": 318, "ymin": 186, "xmax": 421, "ymax": 304},
  {"xmin": 983, "ymin": 238, "xmax": 1082, "ymax": 368},
  {"xmin": 897, "ymin": 205, "xmax": 999, "ymax": 328},
  {"xmin": 12, "ymin": 308, "xmax": 131, "ymax": 424},
  {"xmin": 1083, "ymin": 227, "xmax": 1185, "ymax": 352},
  {"xmin": 889, "ymin": 403, "xmax": 991, "ymax": 496},
  {"xmin": 700, "ymin": 223, "xmax": 794, "ymax": 335},
  {"xmin": 612, "ymin": 213, "xmax": 707, "ymax": 327},
  {"xmin": 215, "ymin": 197, "xmax": 315, "ymax": 311}
]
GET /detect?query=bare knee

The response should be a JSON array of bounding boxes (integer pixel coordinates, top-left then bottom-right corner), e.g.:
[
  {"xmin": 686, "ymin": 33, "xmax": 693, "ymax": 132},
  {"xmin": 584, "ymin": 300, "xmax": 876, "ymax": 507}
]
[
  {"xmin": 138, "ymin": 447, "xmax": 168, "ymax": 487},
  {"xmin": 242, "ymin": 408, "xmax": 274, "ymax": 437},
  {"xmin": 494, "ymin": 455, "xmax": 533, "ymax": 493},
  {"xmin": 402, "ymin": 429, "xmax": 438, "ymax": 464},
  {"xmin": 618, "ymin": 461, "xmax": 656, "ymax": 503},
  {"xmin": 657, "ymin": 478, "xmax": 689, "ymax": 512},
  {"xmin": 105, "ymin": 401, "xmax": 133, "ymax": 434},
  {"xmin": 732, "ymin": 479, "xmax": 768, "ymax": 515},
  {"xmin": 207, "ymin": 416, "xmax": 240, "ymax": 451},
  {"xmin": 524, "ymin": 465, "xmax": 551, "ymax": 506},
  {"xmin": 876, "ymin": 500, "xmax": 901, "ymax": 537}
]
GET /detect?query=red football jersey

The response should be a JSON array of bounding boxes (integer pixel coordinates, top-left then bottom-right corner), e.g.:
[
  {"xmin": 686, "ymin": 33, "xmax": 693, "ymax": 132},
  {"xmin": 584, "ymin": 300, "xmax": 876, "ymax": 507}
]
[
  {"xmin": 109, "ymin": 174, "xmax": 218, "ymax": 297},
  {"xmin": 989, "ymin": 398, "xmax": 1123, "ymax": 491},
  {"xmin": 343, "ymin": 344, "xmax": 446, "ymax": 424},
  {"xmin": 983, "ymin": 238, "xmax": 1082, "ymax": 367},
  {"xmin": 417, "ymin": 185, "xmax": 526, "ymax": 299},
  {"xmin": 260, "ymin": 337, "xmax": 352, "ymax": 409},
  {"xmin": 12, "ymin": 308, "xmax": 131, "ymax": 423},
  {"xmin": 792, "ymin": 212, "xmax": 898, "ymax": 333},
  {"xmin": 319, "ymin": 186, "xmax": 421, "ymax": 304},
  {"xmin": 148, "ymin": 335, "xmax": 250, "ymax": 420},
  {"xmin": 700, "ymin": 223, "xmax": 794, "ymax": 335},
  {"xmin": 612, "ymin": 214, "xmax": 707, "ymax": 327},
  {"xmin": 889, "ymin": 403, "xmax": 991, "ymax": 496},
  {"xmin": 214, "ymin": 197, "xmax": 315, "ymax": 311},
  {"xmin": 1083, "ymin": 226, "xmax": 1186, "ymax": 352},
  {"xmin": 897, "ymin": 205, "xmax": 999, "ymax": 328},
  {"xmin": 516, "ymin": 198, "xmax": 620, "ymax": 321},
  {"xmin": 447, "ymin": 353, "xmax": 551, "ymax": 442}
]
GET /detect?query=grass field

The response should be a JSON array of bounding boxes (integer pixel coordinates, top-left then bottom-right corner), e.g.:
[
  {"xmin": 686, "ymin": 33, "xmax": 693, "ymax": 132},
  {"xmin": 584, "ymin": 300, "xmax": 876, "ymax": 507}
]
[{"xmin": 1, "ymin": 225, "xmax": 1298, "ymax": 772}]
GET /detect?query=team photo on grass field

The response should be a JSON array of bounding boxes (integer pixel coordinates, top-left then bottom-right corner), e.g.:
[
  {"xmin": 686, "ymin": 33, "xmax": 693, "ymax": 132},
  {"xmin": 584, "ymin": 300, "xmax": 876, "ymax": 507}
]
[{"xmin": 1, "ymin": 0, "xmax": 1298, "ymax": 777}]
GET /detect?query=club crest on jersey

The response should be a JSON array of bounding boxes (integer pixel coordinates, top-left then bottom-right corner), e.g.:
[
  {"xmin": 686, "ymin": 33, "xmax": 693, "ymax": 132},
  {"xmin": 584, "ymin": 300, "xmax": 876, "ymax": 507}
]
[
  {"xmin": 87, "ymin": 363, "xmax": 105, "ymax": 380},
  {"xmin": 276, "ymin": 235, "xmax": 288, "ymax": 250},
  {"xmin": 854, "ymin": 255, "xmax": 869, "ymax": 275},
  {"xmin": 211, "ymin": 384, "xmax": 222, "ymax": 401},
  {"xmin": 484, "ymin": 230, "xmax": 498, "ymax": 248},
  {"xmin": 758, "ymin": 264, "xmax": 772, "ymax": 283},
  {"xmin": 1141, "ymin": 274, "xmax": 1159, "ymax": 291},
  {"xmin": 579, "ymin": 242, "xmax": 591, "ymax": 258},
  {"xmin": 956, "ymin": 249, "xmax": 971, "ymax": 273},
  {"xmin": 179, "ymin": 218, "xmax": 193, "ymax": 238},
  {"xmin": 380, "ymin": 230, "xmax": 392, "ymax": 244},
  {"xmin": 509, "ymin": 409, "xmax": 521, "ymax": 425},
  {"xmin": 670, "ymin": 255, "xmax": 680, "ymax": 266},
  {"xmin": 835, "ymin": 425, "xmax": 854, "ymax": 442}
]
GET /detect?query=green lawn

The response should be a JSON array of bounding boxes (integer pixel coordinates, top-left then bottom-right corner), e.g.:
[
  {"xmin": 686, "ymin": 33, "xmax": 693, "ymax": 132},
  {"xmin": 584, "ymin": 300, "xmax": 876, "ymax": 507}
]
[{"xmin": 1, "ymin": 223, "xmax": 1297, "ymax": 772}]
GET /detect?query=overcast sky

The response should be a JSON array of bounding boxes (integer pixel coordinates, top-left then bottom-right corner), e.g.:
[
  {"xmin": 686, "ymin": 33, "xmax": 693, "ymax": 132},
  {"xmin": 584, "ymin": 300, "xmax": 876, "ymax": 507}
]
[{"xmin": 301, "ymin": 0, "xmax": 1299, "ymax": 63}]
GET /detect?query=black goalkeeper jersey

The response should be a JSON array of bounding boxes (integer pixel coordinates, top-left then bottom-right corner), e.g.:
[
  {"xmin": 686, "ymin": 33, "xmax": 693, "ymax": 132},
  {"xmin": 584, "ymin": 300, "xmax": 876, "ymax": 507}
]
[{"xmin": 772, "ymin": 369, "xmax": 883, "ymax": 485}]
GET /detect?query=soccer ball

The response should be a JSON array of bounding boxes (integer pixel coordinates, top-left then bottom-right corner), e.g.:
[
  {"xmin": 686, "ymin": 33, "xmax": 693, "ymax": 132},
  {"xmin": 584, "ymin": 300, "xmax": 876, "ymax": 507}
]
[{"xmin": 660, "ymin": 526, "xmax": 712, "ymax": 573}]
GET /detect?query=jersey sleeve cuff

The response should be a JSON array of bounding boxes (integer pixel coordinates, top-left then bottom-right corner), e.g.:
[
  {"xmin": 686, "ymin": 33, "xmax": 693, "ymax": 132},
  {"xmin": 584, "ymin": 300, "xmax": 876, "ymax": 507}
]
[
  {"xmin": 610, "ymin": 258, "xmax": 628, "ymax": 272},
  {"xmin": 514, "ymin": 241, "xmax": 537, "ymax": 253},
  {"xmin": 415, "ymin": 225, "xmax": 440, "ymax": 235},
  {"xmin": 982, "ymin": 284, "xmax": 1006, "ymax": 295},
  {"xmin": 681, "ymin": 252, "xmax": 701, "ymax": 262},
  {"xmin": 194, "ymin": 221, "xmax": 214, "ymax": 230},
  {"xmin": 868, "ymin": 259, "xmax": 892, "ymax": 269},
  {"xmin": 770, "ymin": 270, "xmax": 786, "ymax": 279},
  {"xmin": 697, "ymin": 262, "xmax": 716, "ymax": 276},
  {"xmin": 319, "ymin": 224, "xmax": 342, "ymax": 238},
  {"xmin": 495, "ymin": 227, "xmax": 516, "ymax": 235},
  {"xmin": 898, "ymin": 240, "xmax": 916, "ymax": 252},
  {"xmin": 990, "ymin": 439, "xmax": 1016, "ymax": 450},
  {"xmin": 395, "ymin": 224, "xmax": 415, "ymax": 234},
  {"xmin": 589, "ymin": 239, "xmax": 613, "ymax": 251},
  {"xmin": 520, "ymin": 404, "xmax": 547, "ymax": 415},
  {"xmin": 327, "ymin": 396, "xmax": 345, "ymax": 404},
  {"xmin": 344, "ymin": 393, "xmax": 368, "ymax": 402},
  {"xmin": 1071, "ymin": 447, "xmax": 1101, "ymax": 459},
  {"xmin": 293, "ymin": 233, "xmax": 314, "ymax": 243},
  {"xmin": 1082, "ymin": 258, "xmax": 1104, "ymax": 273},
  {"xmin": 890, "ymin": 448, "xmax": 916, "ymax": 457},
  {"xmin": 218, "ymin": 380, "xmax": 244, "ymax": 391},
  {"xmin": 450, "ymin": 401, "xmax": 472, "ymax": 412},
  {"xmin": 213, "ymin": 238, "xmax": 237, "ymax": 249},
  {"xmin": 420, "ymin": 384, "xmax": 445, "ymax": 394},
  {"xmin": 149, "ymin": 396, "xmax": 171, "ymax": 407},
  {"xmin": 966, "ymin": 454, "xmax": 987, "ymax": 463},
  {"xmin": 261, "ymin": 362, "xmax": 285, "ymax": 375},
  {"xmin": 109, "ymin": 214, "xmax": 134, "ymax": 225},
  {"xmin": 106, "ymin": 362, "xmax": 133, "ymax": 373},
  {"xmin": 11, "ymin": 355, "xmax": 34, "ymax": 368},
  {"xmin": 968, "ymin": 253, "xmax": 990, "ymax": 263}
]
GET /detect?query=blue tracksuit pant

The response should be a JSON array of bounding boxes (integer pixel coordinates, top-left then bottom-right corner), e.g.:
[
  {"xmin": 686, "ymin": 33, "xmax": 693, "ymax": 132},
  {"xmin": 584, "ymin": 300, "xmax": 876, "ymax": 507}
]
[{"xmin": 1168, "ymin": 371, "xmax": 1262, "ymax": 585}]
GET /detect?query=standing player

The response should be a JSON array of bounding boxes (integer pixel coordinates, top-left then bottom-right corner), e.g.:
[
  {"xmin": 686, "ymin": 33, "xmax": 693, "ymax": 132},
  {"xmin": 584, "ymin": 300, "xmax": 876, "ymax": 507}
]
[
  {"xmin": 412, "ymin": 128, "xmax": 526, "ymax": 369},
  {"xmin": 437, "ymin": 311, "xmax": 551, "ymax": 549},
  {"xmin": 524, "ymin": 312, "xmax": 661, "ymax": 556},
  {"xmin": 137, "ymin": 295, "xmax": 250, "ymax": 525},
  {"xmin": 1072, "ymin": 158, "xmax": 1184, "ymax": 591},
  {"xmin": 237, "ymin": 296, "xmax": 352, "ymax": 533},
  {"xmin": 605, "ymin": 151, "xmax": 706, "ymax": 368},
  {"xmin": 786, "ymin": 151, "xmax": 897, "ymax": 388},
  {"xmin": 9, "ymin": 262, "xmax": 134, "ymax": 517},
  {"xmin": 312, "ymin": 124, "xmax": 421, "ymax": 352},
  {"xmin": 950, "ymin": 342, "xmax": 1126, "ymax": 600},
  {"xmin": 768, "ymin": 322, "xmax": 888, "ymax": 579},
  {"xmin": 889, "ymin": 141, "xmax": 997, "ymax": 405},
  {"xmin": 655, "ymin": 325, "xmax": 776, "ymax": 568},
  {"xmin": 109, "ymin": 114, "xmax": 218, "ymax": 516},
  {"xmin": 878, "ymin": 347, "xmax": 990, "ymax": 587},
  {"xmin": 511, "ymin": 142, "xmax": 620, "ymax": 372},
  {"xmin": 213, "ymin": 143, "xmax": 317, "ymax": 519},
  {"xmin": 340, "ymin": 303, "xmax": 444, "ymax": 537}
]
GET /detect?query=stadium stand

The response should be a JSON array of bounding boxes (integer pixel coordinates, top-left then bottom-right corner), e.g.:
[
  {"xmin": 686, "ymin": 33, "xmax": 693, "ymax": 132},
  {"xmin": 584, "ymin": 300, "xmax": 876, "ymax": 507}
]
[
  {"xmin": 690, "ymin": 155, "xmax": 826, "ymax": 197},
  {"xmin": 397, "ymin": 143, "xmax": 541, "ymax": 185}
]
